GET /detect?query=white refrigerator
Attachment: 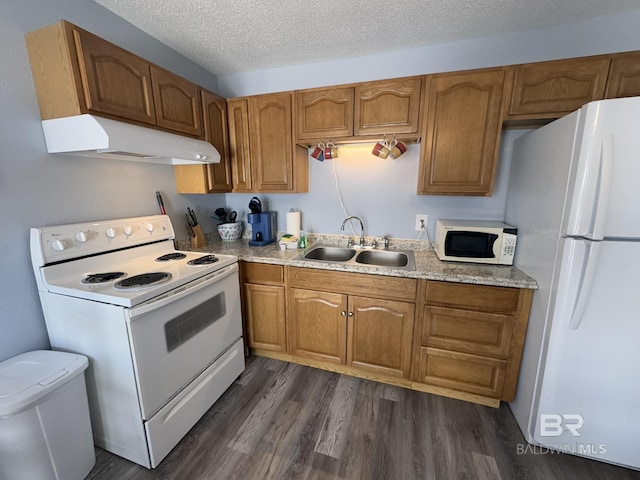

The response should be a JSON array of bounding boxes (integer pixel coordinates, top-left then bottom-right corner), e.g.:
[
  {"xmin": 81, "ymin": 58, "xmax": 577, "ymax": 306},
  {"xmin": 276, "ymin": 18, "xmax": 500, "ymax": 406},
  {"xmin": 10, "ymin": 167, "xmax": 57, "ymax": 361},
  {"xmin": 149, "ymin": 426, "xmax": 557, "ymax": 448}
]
[{"xmin": 505, "ymin": 97, "xmax": 640, "ymax": 470}]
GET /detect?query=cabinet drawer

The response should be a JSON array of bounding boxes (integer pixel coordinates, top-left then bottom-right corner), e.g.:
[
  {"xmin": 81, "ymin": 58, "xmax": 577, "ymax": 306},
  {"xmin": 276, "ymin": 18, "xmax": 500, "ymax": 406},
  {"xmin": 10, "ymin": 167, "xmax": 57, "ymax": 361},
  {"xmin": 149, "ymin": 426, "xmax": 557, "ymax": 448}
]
[
  {"xmin": 425, "ymin": 281, "xmax": 520, "ymax": 314},
  {"xmin": 243, "ymin": 262, "xmax": 284, "ymax": 285},
  {"xmin": 288, "ymin": 266, "xmax": 417, "ymax": 301},
  {"xmin": 416, "ymin": 347, "xmax": 506, "ymax": 398},
  {"xmin": 422, "ymin": 306, "xmax": 514, "ymax": 358}
]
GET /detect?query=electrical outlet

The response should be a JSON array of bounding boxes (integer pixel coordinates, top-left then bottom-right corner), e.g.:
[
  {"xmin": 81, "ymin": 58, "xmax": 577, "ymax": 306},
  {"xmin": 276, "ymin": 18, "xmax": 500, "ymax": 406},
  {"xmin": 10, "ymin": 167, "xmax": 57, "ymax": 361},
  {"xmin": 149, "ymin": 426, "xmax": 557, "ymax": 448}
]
[{"xmin": 415, "ymin": 214, "xmax": 428, "ymax": 231}]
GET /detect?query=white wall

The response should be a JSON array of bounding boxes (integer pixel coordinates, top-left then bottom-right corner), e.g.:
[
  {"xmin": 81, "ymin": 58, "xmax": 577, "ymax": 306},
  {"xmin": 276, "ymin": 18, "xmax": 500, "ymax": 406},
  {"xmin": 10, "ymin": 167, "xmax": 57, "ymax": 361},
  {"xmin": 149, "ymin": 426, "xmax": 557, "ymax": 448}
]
[{"xmin": 0, "ymin": 0, "xmax": 222, "ymax": 362}]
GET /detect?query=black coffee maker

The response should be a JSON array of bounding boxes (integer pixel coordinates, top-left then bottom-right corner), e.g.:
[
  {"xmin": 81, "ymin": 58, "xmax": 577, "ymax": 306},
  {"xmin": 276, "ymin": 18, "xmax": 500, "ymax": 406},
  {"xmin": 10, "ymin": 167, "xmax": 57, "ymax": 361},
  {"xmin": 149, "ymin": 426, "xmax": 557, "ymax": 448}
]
[{"xmin": 247, "ymin": 197, "xmax": 277, "ymax": 246}]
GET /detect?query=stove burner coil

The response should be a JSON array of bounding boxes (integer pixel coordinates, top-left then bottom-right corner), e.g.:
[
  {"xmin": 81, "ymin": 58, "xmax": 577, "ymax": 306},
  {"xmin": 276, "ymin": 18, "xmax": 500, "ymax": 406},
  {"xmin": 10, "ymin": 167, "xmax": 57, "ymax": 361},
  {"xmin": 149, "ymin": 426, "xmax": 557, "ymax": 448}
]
[
  {"xmin": 156, "ymin": 253, "xmax": 187, "ymax": 261},
  {"xmin": 82, "ymin": 272, "xmax": 126, "ymax": 284},
  {"xmin": 114, "ymin": 272, "xmax": 171, "ymax": 289},
  {"xmin": 187, "ymin": 255, "xmax": 219, "ymax": 266}
]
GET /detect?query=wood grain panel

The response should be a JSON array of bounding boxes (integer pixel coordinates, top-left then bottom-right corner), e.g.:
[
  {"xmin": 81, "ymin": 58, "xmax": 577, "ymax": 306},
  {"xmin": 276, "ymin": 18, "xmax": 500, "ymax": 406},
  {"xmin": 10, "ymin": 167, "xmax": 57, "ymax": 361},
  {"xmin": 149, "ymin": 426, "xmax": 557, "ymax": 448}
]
[
  {"xmin": 507, "ymin": 56, "xmax": 610, "ymax": 117},
  {"xmin": 243, "ymin": 262, "xmax": 284, "ymax": 285},
  {"xmin": 227, "ymin": 97, "xmax": 253, "ymax": 192},
  {"xmin": 348, "ymin": 296, "xmax": 414, "ymax": 378},
  {"xmin": 150, "ymin": 65, "xmax": 202, "ymax": 137},
  {"xmin": 288, "ymin": 288, "xmax": 348, "ymax": 364},
  {"xmin": 417, "ymin": 347, "xmax": 506, "ymax": 398},
  {"xmin": 354, "ymin": 77, "xmax": 422, "ymax": 135},
  {"xmin": 418, "ymin": 69, "xmax": 505, "ymax": 196},
  {"xmin": 74, "ymin": 25, "xmax": 156, "ymax": 124},
  {"xmin": 425, "ymin": 280, "xmax": 520, "ymax": 314},
  {"xmin": 296, "ymin": 87, "xmax": 354, "ymax": 141},
  {"xmin": 244, "ymin": 284, "xmax": 286, "ymax": 352},
  {"xmin": 422, "ymin": 305, "xmax": 514, "ymax": 358},
  {"xmin": 605, "ymin": 51, "xmax": 640, "ymax": 99},
  {"xmin": 287, "ymin": 266, "xmax": 417, "ymax": 301}
]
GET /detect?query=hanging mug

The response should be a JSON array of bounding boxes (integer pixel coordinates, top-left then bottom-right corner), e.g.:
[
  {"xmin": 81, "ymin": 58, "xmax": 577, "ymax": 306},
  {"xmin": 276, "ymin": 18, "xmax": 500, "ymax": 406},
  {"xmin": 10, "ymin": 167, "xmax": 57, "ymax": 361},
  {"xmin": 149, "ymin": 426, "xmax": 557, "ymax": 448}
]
[
  {"xmin": 324, "ymin": 141, "xmax": 338, "ymax": 160},
  {"xmin": 310, "ymin": 142, "xmax": 325, "ymax": 161},
  {"xmin": 390, "ymin": 138, "xmax": 407, "ymax": 159},
  {"xmin": 372, "ymin": 138, "xmax": 390, "ymax": 159}
]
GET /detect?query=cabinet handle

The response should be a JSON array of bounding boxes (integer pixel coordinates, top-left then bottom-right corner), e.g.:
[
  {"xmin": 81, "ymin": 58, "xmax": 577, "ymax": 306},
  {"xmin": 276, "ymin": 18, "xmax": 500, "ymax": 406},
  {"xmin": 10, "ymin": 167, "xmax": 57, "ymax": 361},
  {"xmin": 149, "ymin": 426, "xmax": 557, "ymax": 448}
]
[
  {"xmin": 348, "ymin": 312, "xmax": 354, "ymax": 317},
  {"xmin": 341, "ymin": 311, "xmax": 346, "ymax": 316}
]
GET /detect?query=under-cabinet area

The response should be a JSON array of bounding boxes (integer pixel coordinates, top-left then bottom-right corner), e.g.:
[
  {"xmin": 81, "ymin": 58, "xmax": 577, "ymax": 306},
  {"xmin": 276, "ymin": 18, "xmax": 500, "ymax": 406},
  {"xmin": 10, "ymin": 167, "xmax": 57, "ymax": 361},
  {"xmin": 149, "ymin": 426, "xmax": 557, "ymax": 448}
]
[{"xmin": 240, "ymin": 261, "xmax": 533, "ymax": 407}]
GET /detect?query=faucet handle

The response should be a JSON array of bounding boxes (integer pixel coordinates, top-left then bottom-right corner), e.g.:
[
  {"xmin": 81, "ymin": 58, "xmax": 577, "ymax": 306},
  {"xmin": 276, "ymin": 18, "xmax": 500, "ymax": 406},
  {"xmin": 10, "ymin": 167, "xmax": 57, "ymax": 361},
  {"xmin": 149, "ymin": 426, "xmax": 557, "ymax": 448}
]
[
  {"xmin": 383, "ymin": 235, "xmax": 390, "ymax": 250},
  {"xmin": 372, "ymin": 239, "xmax": 378, "ymax": 249},
  {"xmin": 346, "ymin": 237, "xmax": 354, "ymax": 247}
]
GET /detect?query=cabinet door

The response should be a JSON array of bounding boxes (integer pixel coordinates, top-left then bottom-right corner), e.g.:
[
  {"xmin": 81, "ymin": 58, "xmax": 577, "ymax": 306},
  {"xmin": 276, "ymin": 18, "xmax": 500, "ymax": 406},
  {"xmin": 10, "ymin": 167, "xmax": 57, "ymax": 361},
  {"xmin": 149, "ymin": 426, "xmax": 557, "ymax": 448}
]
[
  {"xmin": 174, "ymin": 90, "xmax": 232, "ymax": 193},
  {"xmin": 418, "ymin": 69, "xmax": 505, "ymax": 196},
  {"xmin": 348, "ymin": 296, "xmax": 414, "ymax": 379},
  {"xmin": 250, "ymin": 92, "xmax": 295, "ymax": 191},
  {"xmin": 295, "ymin": 87, "xmax": 354, "ymax": 142},
  {"xmin": 354, "ymin": 77, "xmax": 422, "ymax": 136},
  {"xmin": 227, "ymin": 98, "xmax": 253, "ymax": 192},
  {"xmin": 605, "ymin": 51, "xmax": 640, "ymax": 99},
  {"xmin": 288, "ymin": 288, "xmax": 348, "ymax": 364},
  {"xmin": 73, "ymin": 27, "xmax": 156, "ymax": 125},
  {"xmin": 507, "ymin": 56, "xmax": 610, "ymax": 118},
  {"xmin": 150, "ymin": 66, "xmax": 203, "ymax": 137},
  {"xmin": 245, "ymin": 284, "xmax": 286, "ymax": 352}
]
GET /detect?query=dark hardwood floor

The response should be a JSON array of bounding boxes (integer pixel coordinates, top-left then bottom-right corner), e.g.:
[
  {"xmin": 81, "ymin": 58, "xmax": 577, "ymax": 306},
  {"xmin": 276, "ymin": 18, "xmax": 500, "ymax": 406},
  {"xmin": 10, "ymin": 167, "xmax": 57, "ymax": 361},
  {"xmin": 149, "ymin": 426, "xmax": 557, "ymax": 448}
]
[{"xmin": 87, "ymin": 356, "xmax": 640, "ymax": 480}]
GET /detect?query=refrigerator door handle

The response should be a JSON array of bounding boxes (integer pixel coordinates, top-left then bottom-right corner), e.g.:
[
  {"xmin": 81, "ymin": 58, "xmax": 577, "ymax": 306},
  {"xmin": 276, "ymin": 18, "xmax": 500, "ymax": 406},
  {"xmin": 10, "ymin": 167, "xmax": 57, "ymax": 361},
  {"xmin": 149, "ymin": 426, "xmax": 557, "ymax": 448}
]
[
  {"xmin": 569, "ymin": 241, "xmax": 602, "ymax": 330},
  {"xmin": 590, "ymin": 136, "xmax": 614, "ymax": 240}
]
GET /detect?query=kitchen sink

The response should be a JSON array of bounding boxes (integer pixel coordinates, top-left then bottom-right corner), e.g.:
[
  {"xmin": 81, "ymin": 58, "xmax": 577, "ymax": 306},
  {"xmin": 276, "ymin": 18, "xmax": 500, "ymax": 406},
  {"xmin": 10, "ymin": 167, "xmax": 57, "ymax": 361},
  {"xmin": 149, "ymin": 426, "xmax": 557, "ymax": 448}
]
[
  {"xmin": 298, "ymin": 245, "xmax": 415, "ymax": 271},
  {"xmin": 355, "ymin": 250, "xmax": 413, "ymax": 269},
  {"xmin": 303, "ymin": 246, "xmax": 357, "ymax": 262}
]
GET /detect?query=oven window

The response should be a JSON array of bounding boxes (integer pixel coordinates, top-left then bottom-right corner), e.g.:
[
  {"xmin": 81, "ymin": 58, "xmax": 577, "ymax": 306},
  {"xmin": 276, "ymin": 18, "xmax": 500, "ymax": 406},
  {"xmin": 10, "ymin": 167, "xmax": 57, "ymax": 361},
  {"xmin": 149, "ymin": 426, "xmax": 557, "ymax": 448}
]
[
  {"xmin": 164, "ymin": 292, "xmax": 226, "ymax": 352},
  {"xmin": 445, "ymin": 232, "xmax": 498, "ymax": 258}
]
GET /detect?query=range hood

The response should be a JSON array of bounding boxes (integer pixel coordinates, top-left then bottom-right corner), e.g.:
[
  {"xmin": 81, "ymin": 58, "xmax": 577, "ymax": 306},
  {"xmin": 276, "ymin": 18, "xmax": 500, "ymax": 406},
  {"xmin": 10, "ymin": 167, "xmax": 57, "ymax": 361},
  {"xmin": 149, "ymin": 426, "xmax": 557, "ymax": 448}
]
[{"xmin": 41, "ymin": 114, "xmax": 220, "ymax": 165}]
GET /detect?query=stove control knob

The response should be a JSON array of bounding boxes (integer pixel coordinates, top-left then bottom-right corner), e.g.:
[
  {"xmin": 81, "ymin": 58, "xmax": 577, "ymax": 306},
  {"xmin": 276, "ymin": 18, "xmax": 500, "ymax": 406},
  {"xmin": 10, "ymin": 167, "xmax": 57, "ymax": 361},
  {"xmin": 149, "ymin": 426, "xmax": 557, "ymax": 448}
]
[
  {"xmin": 52, "ymin": 239, "xmax": 68, "ymax": 251},
  {"xmin": 123, "ymin": 225, "xmax": 133, "ymax": 236},
  {"xmin": 145, "ymin": 222, "xmax": 154, "ymax": 233},
  {"xmin": 75, "ymin": 231, "xmax": 88, "ymax": 243},
  {"xmin": 105, "ymin": 227, "xmax": 117, "ymax": 239}
]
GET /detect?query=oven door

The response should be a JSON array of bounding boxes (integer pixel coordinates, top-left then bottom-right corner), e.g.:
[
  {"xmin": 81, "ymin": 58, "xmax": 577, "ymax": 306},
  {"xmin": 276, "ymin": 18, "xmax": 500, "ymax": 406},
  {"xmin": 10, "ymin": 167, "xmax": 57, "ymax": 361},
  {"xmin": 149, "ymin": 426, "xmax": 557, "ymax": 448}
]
[{"xmin": 126, "ymin": 263, "xmax": 242, "ymax": 419}]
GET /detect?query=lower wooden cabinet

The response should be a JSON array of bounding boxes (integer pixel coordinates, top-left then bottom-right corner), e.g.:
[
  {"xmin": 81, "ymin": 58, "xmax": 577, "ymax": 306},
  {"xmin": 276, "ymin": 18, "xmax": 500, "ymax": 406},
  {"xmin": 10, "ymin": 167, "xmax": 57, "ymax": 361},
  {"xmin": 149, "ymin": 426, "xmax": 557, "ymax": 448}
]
[
  {"xmin": 413, "ymin": 280, "xmax": 533, "ymax": 402},
  {"xmin": 241, "ymin": 263, "xmax": 533, "ymax": 407},
  {"xmin": 242, "ymin": 263, "xmax": 286, "ymax": 353}
]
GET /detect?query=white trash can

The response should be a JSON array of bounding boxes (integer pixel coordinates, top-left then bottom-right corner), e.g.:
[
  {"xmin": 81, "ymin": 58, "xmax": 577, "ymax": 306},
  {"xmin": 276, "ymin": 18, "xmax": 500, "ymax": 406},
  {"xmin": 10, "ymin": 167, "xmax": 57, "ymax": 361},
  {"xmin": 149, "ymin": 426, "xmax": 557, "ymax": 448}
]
[{"xmin": 0, "ymin": 350, "xmax": 95, "ymax": 480}]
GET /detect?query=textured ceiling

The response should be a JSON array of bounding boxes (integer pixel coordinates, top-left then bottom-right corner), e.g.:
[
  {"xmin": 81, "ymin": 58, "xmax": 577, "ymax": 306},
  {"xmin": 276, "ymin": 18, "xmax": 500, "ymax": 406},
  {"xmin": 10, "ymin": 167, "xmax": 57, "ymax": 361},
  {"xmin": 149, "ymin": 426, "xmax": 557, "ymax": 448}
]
[{"xmin": 94, "ymin": 0, "xmax": 640, "ymax": 75}]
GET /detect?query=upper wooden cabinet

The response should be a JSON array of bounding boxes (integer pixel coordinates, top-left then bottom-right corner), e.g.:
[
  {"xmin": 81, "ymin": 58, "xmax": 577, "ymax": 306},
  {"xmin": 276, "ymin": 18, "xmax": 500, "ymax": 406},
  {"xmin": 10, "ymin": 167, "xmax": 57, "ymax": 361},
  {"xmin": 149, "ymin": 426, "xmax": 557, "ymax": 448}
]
[
  {"xmin": 175, "ymin": 90, "xmax": 232, "ymax": 194},
  {"xmin": 505, "ymin": 56, "xmax": 610, "ymax": 122},
  {"xmin": 294, "ymin": 76, "xmax": 422, "ymax": 144},
  {"xmin": 296, "ymin": 87, "xmax": 354, "ymax": 141},
  {"xmin": 150, "ymin": 66, "xmax": 202, "ymax": 137},
  {"xmin": 418, "ymin": 68, "xmax": 506, "ymax": 196},
  {"xmin": 605, "ymin": 51, "xmax": 640, "ymax": 99},
  {"xmin": 26, "ymin": 20, "xmax": 204, "ymax": 139},
  {"xmin": 354, "ymin": 77, "xmax": 423, "ymax": 136},
  {"xmin": 249, "ymin": 92, "xmax": 308, "ymax": 192},
  {"xmin": 227, "ymin": 98, "xmax": 253, "ymax": 192}
]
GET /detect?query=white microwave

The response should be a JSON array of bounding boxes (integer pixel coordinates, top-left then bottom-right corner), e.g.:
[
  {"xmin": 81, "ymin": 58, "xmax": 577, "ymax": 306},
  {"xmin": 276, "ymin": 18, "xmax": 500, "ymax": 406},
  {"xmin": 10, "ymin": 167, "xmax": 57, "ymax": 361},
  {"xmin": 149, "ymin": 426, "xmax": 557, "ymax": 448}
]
[{"xmin": 435, "ymin": 220, "xmax": 517, "ymax": 265}]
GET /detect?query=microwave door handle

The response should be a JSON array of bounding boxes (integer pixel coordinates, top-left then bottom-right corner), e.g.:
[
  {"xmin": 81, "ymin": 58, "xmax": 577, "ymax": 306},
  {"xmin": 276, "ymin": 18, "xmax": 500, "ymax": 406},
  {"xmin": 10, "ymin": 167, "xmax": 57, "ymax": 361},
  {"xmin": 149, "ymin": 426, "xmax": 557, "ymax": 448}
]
[{"xmin": 128, "ymin": 264, "xmax": 238, "ymax": 318}]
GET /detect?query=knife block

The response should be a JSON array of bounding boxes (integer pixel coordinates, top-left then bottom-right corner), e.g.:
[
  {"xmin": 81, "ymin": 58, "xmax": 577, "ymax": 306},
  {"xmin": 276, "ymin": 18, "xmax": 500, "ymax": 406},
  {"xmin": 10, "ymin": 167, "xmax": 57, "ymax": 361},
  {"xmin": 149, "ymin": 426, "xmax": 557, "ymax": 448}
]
[{"xmin": 190, "ymin": 224, "xmax": 207, "ymax": 248}]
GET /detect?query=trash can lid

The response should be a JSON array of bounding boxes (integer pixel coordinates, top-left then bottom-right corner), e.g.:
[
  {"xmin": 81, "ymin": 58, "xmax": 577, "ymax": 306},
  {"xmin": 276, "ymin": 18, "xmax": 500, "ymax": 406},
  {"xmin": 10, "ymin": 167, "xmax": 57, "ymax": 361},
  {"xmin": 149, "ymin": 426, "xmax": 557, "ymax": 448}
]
[{"xmin": 0, "ymin": 350, "xmax": 89, "ymax": 417}]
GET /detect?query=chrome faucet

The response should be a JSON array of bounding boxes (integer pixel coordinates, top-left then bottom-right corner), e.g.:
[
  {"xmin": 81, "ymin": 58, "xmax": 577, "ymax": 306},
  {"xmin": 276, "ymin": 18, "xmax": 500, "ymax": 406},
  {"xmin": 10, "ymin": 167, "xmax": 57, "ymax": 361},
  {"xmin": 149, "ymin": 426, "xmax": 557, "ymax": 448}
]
[{"xmin": 341, "ymin": 216, "xmax": 365, "ymax": 247}]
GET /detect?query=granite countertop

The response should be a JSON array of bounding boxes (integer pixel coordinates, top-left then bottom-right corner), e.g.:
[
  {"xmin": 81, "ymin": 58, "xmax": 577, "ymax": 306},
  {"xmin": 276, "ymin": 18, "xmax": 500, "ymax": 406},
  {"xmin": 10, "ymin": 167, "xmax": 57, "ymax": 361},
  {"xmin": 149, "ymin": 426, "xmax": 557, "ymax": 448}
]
[{"xmin": 189, "ymin": 238, "xmax": 538, "ymax": 290}]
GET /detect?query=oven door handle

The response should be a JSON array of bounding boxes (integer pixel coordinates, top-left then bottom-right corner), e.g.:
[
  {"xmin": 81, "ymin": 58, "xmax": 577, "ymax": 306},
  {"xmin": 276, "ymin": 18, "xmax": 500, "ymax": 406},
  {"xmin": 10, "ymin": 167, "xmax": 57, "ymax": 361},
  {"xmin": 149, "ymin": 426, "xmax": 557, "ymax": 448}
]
[{"xmin": 128, "ymin": 263, "xmax": 238, "ymax": 318}]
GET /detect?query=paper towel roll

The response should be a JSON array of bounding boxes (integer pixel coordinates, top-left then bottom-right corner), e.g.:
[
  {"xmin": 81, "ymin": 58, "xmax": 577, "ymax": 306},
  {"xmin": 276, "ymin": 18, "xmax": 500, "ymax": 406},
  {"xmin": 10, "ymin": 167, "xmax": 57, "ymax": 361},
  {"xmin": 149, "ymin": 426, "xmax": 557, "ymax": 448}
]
[{"xmin": 286, "ymin": 211, "xmax": 301, "ymax": 236}]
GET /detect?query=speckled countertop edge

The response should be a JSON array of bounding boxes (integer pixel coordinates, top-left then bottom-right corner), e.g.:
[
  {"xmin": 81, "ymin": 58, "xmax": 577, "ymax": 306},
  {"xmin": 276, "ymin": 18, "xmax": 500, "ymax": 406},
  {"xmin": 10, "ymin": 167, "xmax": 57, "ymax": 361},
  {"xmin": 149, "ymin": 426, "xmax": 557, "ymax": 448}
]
[{"xmin": 181, "ymin": 235, "xmax": 538, "ymax": 290}]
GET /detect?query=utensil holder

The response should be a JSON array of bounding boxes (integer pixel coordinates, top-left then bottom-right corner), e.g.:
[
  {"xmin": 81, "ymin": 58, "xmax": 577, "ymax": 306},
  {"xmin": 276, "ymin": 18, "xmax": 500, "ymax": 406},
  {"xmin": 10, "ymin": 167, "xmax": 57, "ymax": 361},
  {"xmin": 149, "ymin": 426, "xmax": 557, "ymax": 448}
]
[{"xmin": 190, "ymin": 225, "xmax": 207, "ymax": 248}]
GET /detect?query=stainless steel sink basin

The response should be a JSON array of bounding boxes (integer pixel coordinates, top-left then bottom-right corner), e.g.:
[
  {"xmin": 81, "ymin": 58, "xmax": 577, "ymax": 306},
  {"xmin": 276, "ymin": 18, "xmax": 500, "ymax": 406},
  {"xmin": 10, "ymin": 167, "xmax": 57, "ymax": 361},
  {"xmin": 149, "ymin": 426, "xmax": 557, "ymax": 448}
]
[
  {"xmin": 355, "ymin": 250, "xmax": 413, "ymax": 269},
  {"xmin": 303, "ymin": 246, "xmax": 356, "ymax": 262},
  {"xmin": 298, "ymin": 245, "xmax": 415, "ymax": 271}
]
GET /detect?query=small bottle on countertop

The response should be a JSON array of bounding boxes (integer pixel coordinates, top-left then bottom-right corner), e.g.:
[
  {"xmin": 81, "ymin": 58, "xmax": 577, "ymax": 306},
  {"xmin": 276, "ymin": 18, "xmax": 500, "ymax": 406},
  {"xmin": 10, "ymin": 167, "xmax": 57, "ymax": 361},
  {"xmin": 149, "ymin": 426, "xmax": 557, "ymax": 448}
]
[{"xmin": 297, "ymin": 230, "xmax": 307, "ymax": 249}]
